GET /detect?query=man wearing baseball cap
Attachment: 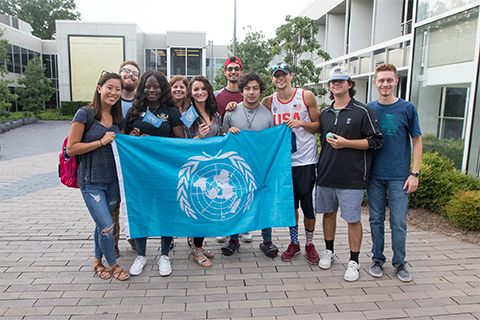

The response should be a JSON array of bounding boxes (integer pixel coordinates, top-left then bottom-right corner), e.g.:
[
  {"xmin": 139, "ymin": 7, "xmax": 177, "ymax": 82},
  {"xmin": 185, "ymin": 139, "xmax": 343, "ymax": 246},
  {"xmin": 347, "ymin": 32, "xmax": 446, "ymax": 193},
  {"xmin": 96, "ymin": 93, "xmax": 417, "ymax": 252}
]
[
  {"xmin": 214, "ymin": 56, "xmax": 253, "ymax": 244},
  {"xmin": 261, "ymin": 62, "xmax": 321, "ymax": 265},
  {"xmin": 315, "ymin": 66, "xmax": 383, "ymax": 281}
]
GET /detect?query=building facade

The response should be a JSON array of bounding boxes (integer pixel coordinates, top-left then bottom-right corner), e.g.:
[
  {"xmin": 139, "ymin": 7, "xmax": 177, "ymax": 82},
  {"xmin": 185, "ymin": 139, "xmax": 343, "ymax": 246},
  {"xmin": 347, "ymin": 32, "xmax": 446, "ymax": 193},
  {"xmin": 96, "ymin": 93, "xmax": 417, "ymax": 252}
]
[
  {"xmin": 0, "ymin": 17, "xmax": 228, "ymax": 109},
  {"xmin": 297, "ymin": 0, "xmax": 480, "ymax": 177}
]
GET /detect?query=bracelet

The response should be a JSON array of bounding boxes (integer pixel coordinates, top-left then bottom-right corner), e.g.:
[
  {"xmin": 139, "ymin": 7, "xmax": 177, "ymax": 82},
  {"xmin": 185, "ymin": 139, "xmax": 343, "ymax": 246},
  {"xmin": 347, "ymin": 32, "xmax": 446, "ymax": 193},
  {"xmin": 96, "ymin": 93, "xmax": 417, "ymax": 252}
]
[{"xmin": 99, "ymin": 140, "xmax": 104, "ymax": 147}]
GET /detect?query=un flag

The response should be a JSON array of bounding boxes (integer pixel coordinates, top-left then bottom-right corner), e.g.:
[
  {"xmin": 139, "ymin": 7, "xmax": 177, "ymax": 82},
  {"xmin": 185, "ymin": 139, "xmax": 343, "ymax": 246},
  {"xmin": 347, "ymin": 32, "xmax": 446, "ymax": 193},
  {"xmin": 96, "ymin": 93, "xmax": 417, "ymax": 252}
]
[{"xmin": 112, "ymin": 124, "xmax": 295, "ymax": 238}]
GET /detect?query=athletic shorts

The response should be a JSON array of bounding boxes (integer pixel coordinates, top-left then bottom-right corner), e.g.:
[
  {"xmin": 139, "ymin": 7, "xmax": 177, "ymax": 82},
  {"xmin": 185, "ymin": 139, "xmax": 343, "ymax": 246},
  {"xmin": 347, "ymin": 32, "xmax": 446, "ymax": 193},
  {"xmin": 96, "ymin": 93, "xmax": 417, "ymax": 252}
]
[
  {"xmin": 315, "ymin": 186, "xmax": 364, "ymax": 223},
  {"xmin": 292, "ymin": 164, "xmax": 316, "ymax": 220}
]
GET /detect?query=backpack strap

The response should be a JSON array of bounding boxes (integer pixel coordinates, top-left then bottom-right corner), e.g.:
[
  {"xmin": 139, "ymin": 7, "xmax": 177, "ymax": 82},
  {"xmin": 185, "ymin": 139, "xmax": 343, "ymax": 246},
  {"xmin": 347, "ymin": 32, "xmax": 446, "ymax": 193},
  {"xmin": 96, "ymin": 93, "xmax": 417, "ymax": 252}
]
[{"xmin": 74, "ymin": 106, "xmax": 95, "ymax": 164}]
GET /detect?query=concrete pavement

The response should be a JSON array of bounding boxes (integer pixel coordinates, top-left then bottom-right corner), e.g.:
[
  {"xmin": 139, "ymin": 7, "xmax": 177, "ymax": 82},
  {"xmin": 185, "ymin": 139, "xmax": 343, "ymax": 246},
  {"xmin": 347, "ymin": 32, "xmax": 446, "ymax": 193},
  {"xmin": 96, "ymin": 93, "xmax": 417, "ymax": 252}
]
[{"xmin": 0, "ymin": 121, "xmax": 479, "ymax": 319}]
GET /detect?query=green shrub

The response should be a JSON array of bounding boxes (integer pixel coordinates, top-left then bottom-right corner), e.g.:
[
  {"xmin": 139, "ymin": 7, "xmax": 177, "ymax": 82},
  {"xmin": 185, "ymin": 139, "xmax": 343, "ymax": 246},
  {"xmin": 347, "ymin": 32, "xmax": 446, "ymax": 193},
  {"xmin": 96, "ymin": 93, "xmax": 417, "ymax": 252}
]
[
  {"xmin": 444, "ymin": 190, "xmax": 480, "ymax": 231},
  {"xmin": 422, "ymin": 134, "xmax": 464, "ymax": 170},
  {"xmin": 410, "ymin": 152, "xmax": 480, "ymax": 216},
  {"xmin": 60, "ymin": 101, "xmax": 91, "ymax": 116}
]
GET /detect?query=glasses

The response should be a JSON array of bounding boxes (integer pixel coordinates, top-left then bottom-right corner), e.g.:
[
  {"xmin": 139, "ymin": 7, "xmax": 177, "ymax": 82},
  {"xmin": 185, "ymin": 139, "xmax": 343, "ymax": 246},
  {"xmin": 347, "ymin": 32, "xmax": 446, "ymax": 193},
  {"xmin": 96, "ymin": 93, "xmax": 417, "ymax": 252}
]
[
  {"xmin": 98, "ymin": 70, "xmax": 113, "ymax": 83},
  {"xmin": 122, "ymin": 67, "xmax": 139, "ymax": 77},
  {"xmin": 272, "ymin": 63, "xmax": 287, "ymax": 71},
  {"xmin": 225, "ymin": 66, "xmax": 242, "ymax": 72}
]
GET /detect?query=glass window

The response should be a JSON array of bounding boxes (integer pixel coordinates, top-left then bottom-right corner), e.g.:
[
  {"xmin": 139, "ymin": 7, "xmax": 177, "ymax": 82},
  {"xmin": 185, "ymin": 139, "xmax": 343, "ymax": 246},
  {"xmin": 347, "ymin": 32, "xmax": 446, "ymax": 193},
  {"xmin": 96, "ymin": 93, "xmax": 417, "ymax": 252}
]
[
  {"xmin": 43, "ymin": 54, "xmax": 52, "ymax": 78},
  {"xmin": 21, "ymin": 47, "xmax": 28, "ymax": 72},
  {"xmin": 145, "ymin": 49, "xmax": 156, "ymax": 70},
  {"xmin": 444, "ymin": 87, "xmax": 467, "ymax": 117},
  {"xmin": 13, "ymin": 45, "xmax": 21, "ymax": 74},
  {"xmin": 52, "ymin": 54, "xmax": 57, "ymax": 79},
  {"xmin": 417, "ymin": 0, "xmax": 477, "ymax": 22},
  {"xmin": 171, "ymin": 47, "xmax": 186, "ymax": 76},
  {"xmin": 187, "ymin": 48, "xmax": 202, "ymax": 76},
  {"xmin": 6, "ymin": 44, "xmax": 13, "ymax": 73},
  {"xmin": 156, "ymin": 49, "xmax": 167, "ymax": 75}
]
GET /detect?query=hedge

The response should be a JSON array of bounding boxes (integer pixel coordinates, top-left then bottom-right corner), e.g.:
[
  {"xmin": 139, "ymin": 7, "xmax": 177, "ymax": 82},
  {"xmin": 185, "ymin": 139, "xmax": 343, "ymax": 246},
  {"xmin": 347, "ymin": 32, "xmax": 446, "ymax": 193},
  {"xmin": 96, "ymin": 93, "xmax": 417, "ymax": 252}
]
[{"xmin": 60, "ymin": 101, "xmax": 91, "ymax": 116}]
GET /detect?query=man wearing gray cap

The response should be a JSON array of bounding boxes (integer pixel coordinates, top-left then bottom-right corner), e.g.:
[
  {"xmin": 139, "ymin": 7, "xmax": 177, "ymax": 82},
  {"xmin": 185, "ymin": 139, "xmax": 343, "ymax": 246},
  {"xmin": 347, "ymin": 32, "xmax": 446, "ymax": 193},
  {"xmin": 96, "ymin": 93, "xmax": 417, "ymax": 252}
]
[
  {"xmin": 316, "ymin": 66, "xmax": 383, "ymax": 281},
  {"xmin": 261, "ymin": 62, "xmax": 321, "ymax": 265}
]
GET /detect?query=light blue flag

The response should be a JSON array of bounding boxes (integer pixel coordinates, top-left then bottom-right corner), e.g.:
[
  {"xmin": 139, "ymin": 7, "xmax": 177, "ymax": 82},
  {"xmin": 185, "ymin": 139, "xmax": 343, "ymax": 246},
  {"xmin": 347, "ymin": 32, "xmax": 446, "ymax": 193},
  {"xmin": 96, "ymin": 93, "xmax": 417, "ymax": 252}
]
[
  {"xmin": 112, "ymin": 124, "xmax": 295, "ymax": 238},
  {"xmin": 180, "ymin": 105, "xmax": 198, "ymax": 128},
  {"xmin": 142, "ymin": 109, "xmax": 164, "ymax": 128}
]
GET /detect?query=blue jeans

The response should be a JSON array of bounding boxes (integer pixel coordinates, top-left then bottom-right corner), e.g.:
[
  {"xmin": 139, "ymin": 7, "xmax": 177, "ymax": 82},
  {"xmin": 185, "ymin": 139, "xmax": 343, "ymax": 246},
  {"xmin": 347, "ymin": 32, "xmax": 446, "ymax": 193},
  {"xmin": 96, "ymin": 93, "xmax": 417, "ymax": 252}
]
[
  {"xmin": 230, "ymin": 228, "xmax": 272, "ymax": 242},
  {"xmin": 80, "ymin": 181, "xmax": 119, "ymax": 265},
  {"xmin": 134, "ymin": 237, "xmax": 173, "ymax": 256},
  {"xmin": 367, "ymin": 178, "xmax": 409, "ymax": 267}
]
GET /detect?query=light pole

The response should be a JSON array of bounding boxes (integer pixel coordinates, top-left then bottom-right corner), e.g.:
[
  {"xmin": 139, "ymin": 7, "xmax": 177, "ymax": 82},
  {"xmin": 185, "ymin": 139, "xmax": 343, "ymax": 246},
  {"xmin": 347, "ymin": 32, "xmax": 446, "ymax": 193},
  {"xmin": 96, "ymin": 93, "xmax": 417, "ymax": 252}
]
[
  {"xmin": 233, "ymin": 0, "xmax": 237, "ymax": 56},
  {"xmin": 208, "ymin": 40, "xmax": 214, "ymax": 82}
]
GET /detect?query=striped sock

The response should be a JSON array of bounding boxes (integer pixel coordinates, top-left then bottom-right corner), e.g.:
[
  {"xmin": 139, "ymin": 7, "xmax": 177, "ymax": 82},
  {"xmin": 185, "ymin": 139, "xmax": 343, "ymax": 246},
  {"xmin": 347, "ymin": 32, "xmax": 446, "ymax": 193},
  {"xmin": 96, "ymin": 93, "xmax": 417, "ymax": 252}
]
[
  {"xmin": 305, "ymin": 229, "xmax": 314, "ymax": 245},
  {"xmin": 289, "ymin": 226, "xmax": 299, "ymax": 244}
]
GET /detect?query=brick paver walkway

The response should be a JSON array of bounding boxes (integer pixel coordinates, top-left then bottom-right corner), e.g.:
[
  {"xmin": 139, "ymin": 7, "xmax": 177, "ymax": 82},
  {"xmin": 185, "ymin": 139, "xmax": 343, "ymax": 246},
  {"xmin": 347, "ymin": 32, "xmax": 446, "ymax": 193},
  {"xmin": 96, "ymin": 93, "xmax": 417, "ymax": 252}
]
[{"xmin": 0, "ymin": 121, "xmax": 479, "ymax": 319}]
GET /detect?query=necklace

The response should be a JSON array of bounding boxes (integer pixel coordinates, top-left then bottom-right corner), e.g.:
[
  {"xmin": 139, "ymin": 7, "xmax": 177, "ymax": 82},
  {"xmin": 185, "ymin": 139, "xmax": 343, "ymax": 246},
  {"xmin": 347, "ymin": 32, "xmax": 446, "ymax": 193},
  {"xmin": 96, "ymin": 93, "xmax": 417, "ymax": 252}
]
[{"xmin": 243, "ymin": 105, "xmax": 259, "ymax": 129}]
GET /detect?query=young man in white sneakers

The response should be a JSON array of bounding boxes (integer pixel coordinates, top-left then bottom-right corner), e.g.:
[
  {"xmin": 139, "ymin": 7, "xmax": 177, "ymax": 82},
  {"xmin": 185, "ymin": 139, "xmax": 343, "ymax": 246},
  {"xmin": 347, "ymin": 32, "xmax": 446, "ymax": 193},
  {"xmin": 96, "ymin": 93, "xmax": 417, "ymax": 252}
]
[
  {"xmin": 261, "ymin": 62, "xmax": 321, "ymax": 265},
  {"xmin": 367, "ymin": 63, "xmax": 422, "ymax": 282},
  {"xmin": 220, "ymin": 72, "xmax": 278, "ymax": 258},
  {"xmin": 316, "ymin": 66, "xmax": 383, "ymax": 281},
  {"xmin": 214, "ymin": 56, "xmax": 252, "ymax": 244}
]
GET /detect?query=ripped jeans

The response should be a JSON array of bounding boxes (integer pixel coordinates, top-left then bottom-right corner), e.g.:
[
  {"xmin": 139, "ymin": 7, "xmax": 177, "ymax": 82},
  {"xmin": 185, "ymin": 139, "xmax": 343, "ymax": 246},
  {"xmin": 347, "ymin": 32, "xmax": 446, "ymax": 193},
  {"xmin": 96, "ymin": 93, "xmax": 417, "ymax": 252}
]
[{"xmin": 80, "ymin": 180, "xmax": 119, "ymax": 265}]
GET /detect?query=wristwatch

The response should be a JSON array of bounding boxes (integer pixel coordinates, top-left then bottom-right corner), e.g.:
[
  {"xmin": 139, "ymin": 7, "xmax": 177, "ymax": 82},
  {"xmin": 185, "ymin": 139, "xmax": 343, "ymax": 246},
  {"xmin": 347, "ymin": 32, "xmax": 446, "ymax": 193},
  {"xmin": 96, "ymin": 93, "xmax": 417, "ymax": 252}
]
[{"xmin": 410, "ymin": 172, "xmax": 420, "ymax": 178}]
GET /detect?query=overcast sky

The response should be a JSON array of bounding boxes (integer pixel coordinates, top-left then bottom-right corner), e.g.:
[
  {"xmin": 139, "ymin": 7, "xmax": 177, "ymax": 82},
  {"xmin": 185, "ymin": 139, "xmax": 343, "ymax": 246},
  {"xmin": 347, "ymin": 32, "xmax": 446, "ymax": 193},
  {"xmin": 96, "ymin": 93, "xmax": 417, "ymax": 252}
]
[{"xmin": 73, "ymin": 0, "xmax": 314, "ymax": 46}]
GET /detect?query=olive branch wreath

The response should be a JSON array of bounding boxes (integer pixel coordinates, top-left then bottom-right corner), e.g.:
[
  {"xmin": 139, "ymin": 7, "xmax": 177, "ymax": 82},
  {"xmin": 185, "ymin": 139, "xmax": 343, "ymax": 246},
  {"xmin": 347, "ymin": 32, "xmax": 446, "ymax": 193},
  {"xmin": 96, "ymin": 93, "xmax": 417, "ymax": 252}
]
[{"xmin": 176, "ymin": 151, "xmax": 257, "ymax": 220}]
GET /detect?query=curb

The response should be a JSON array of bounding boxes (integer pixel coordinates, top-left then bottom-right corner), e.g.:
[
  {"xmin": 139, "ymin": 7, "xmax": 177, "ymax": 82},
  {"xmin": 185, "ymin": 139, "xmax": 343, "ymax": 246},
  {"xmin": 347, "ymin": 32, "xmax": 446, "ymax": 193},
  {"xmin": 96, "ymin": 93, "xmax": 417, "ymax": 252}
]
[{"xmin": 0, "ymin": 117, "xmax": 37, "ymax": 134}]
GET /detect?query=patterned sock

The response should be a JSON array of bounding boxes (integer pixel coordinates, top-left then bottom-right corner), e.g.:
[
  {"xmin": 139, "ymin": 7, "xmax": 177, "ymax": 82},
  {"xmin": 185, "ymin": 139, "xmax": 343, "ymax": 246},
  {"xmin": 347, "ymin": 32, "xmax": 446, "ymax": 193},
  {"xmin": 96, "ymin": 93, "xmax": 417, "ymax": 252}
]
[
  {"xmin": 350, "ymin": 251, "xmax": 359, "ymax": 264},
  {"xmin": 289, "ymin": 226, "xmax": 299, "ymax": 244},
  {"xmin": 263, "ymin": 241, "xmax": 272, "ymax": 246},
  {"xmin": 325, "ymin": 239, "xmax": 334, "ymax": 253},
  {"xmin": 230, "ymin": 239, "xmax": 239, "ymax": 246},
  {"xmin": 305, "ymin": 229, "xmax": 314, "ymax": 246}
]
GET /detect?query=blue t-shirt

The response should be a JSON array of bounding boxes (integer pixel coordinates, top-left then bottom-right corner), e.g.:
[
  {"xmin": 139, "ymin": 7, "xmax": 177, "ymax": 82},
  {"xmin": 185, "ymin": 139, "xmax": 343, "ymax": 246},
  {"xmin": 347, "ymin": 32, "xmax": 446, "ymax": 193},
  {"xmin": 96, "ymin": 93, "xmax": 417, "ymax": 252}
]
[
  {"xmin": 367, "ymin": 98, "xmax": 422, "ymax": 180},
  {"xmin": 122, "ymin": 98, "xmax": 134, "ymax": 119},
  {"xmin": 72, "ymin": 108, "xmax": 126, "ymax": 188}
]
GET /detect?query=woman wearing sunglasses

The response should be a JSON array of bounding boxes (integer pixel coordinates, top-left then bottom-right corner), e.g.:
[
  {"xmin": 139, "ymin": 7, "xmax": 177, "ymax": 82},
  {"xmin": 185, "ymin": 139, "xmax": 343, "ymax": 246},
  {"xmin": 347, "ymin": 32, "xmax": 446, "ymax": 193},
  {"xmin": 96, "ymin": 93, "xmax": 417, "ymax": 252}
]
[
  {"xmin": 183, "ymin": 75, "xmax": 221, "ymax": 268},
  {"xmin": 66, "ymin": 72, "xmax": 130, "ymax": 281},
  {"xmin": 125, "ymin": 70, "xmax": 185, "ymax": 277}
]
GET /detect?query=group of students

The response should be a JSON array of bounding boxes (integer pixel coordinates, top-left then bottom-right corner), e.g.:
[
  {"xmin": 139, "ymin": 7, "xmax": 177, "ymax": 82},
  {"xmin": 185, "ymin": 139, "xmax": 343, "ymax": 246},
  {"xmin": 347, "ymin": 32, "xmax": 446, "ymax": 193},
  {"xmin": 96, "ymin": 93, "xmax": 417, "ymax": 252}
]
[{"xmin": 66, "ymin": 57, "xmax": 422, "ymax": 283}]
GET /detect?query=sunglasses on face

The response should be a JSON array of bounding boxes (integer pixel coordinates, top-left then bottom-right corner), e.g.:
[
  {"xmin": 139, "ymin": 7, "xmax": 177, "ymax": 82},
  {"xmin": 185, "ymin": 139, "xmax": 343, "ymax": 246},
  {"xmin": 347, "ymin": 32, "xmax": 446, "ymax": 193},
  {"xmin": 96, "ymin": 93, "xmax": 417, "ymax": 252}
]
[
  {"xmin": 330, "ymin": 79, "xmax": 346, "ymax": 85},
  {"xmin": 225, "ymin": 66, "xmax": 242, "ymax": 72},
  {"xmin": 272, "ymin": 63, "xmax": 287, "ymax": 71},
  {"xmin": 122, "ymin": 67, "xmax": 139, "ymax": 77}
]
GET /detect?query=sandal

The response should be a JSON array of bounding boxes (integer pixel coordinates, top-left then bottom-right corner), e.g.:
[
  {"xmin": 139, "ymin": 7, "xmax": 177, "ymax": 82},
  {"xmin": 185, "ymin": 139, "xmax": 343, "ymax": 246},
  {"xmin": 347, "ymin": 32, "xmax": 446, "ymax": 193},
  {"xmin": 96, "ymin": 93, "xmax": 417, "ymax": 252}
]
[
  {"xmin": 259, "ymin": 242, "xmax": 279, "ymax": 258},
  {"xmin": 221, "ymin": 241, "xmax": 240, "ymax": 256},
  {"xmin": 93, "ymin": 263, "xmax": 111, "ymax": 280},
  {"xmin": 193, "ymin": 249, "xmax": 212, "ymax": 268},
  {"xmin": 191, "ymin": 247, "xmax": 214, "ymax": 259},
  {"xmin": 110, "ymin": 264, "xmax": 130, "ymax": 281}
]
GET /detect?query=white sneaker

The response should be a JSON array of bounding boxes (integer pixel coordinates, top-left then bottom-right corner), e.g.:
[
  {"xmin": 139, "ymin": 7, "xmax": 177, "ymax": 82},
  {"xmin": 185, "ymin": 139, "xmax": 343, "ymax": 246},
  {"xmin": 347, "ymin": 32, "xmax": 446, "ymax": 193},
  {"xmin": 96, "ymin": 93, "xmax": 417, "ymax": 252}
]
[
  {"xmin": 216, "ymin": 236, "xmax": 228, "ymax": 243},
  {"xmin": 241, "ymin": 232, "xmax": 253, "ymax": 243},
  {"xmin": 344, "ymin": 260, "xmax": 360, "ymax": 282},
  {"xmin": 129, "ymin": 255, "xmax": 147, "ymax": 276},
  {"xmin": 158, "ymin": 255, "xmax": 172, "ymax": 277},
  {"xmin": 319, "ymin": 249, "xmax": 334, "ymax": 269}
]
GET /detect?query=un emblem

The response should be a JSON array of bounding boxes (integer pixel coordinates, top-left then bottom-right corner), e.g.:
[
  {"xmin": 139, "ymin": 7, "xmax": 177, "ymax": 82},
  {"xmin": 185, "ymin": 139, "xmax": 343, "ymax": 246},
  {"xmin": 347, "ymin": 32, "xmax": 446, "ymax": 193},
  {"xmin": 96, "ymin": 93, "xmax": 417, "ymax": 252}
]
[{"xmin": 177, "ymin": 151, "xmax": 256, "ymax": 221}]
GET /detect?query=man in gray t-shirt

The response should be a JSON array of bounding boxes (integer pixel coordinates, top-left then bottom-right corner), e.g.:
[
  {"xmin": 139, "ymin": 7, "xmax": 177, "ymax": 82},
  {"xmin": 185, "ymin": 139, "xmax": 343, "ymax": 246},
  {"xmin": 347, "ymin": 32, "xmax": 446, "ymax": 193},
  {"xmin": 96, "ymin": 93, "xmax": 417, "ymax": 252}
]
[{"xmin": 220, "ymin": 72, "xmax": 278, "ymax": 258}]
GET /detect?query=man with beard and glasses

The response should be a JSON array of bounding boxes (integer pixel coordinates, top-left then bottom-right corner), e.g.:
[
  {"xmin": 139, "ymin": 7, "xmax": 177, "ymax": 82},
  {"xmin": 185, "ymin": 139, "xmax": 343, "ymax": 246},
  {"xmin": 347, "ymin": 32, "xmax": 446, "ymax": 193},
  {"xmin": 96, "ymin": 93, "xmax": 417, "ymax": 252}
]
[{"xmin": 112, "ymin": 60, "xmax": 141, "ymax": 257}]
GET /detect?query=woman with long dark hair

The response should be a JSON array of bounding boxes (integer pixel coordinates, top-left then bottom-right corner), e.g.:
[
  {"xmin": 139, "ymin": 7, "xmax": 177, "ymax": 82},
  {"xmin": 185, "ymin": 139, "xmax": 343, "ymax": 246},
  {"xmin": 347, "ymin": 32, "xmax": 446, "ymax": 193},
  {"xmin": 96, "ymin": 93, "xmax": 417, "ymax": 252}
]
[
  {"xmin": 126, "ymin": 70, "xmax": 185, "ymax": 277},
  {"xmin": 66, "ymin": 72, "xmax": 130, "ymax": 281},
  {"xmin": 184, "ymin": 75, "xmax": 221, "ymax": 268}
]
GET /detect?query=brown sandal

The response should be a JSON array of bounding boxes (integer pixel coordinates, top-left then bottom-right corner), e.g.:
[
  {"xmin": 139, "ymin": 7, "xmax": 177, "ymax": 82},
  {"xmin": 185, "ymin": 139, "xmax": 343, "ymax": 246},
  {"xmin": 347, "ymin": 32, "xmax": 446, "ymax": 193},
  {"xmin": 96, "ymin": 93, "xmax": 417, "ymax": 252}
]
[
  {"xmin": 94, "ymin": 264, "xmax": 111, "ymax": 280},
  {"xmin": 193, "ymin": 249, "xmax": 212, "ymax": 268},
  {"xmin": 110, "ymin": 264, "xmax": 130, "ymax": 281}
]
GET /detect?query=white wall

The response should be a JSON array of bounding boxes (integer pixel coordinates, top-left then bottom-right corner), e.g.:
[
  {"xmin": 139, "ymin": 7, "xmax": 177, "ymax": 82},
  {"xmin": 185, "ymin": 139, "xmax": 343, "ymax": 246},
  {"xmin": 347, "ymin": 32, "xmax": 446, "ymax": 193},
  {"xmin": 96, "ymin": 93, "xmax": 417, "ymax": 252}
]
[
  {"xmin": 326, "ymin": 14, "xmax": 346, "ymax": 57},
  {"xmin": 374, "ymin": 0, "xmax": 403, "ymax": 44},
  {"xmin": 349, "ymin": 0, "xmax": 373, "ymax": 52}
]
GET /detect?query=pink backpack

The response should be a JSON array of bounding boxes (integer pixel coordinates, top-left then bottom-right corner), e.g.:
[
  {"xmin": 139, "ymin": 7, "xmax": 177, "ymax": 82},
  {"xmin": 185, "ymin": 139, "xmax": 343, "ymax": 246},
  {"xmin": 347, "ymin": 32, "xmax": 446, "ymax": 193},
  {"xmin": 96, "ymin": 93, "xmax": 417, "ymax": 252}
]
[{"xmin": 58, "ymin": 107, "xmax": 94, "ymax": 188}]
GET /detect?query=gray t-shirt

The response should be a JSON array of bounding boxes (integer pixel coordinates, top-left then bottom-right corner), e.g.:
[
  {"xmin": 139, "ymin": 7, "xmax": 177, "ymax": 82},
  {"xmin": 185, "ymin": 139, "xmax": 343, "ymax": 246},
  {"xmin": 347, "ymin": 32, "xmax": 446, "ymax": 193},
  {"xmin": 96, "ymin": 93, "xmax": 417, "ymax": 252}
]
[
  {"xmin": 72, "ymin": 108, "xmax": 126, "ymax": 189},
  {"xmin": 221, "ymin": 102, "xmax": 274, "ymax": 133}
]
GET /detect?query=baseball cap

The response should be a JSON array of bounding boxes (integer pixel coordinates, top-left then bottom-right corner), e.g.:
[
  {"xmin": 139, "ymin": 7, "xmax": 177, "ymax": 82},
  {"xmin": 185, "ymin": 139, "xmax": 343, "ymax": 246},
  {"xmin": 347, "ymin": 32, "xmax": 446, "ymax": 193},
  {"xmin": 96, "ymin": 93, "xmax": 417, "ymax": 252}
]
[
  {"xmin": 328, "ymin": 66, "xmax": 350, "ymax": 81},
  {"xmin": 271, "ymin": 62, "xmax": 292, "ymax": 76},
  {"xmin": 224, "ymin": 56, "xmax": 243, "ymax": 69}
]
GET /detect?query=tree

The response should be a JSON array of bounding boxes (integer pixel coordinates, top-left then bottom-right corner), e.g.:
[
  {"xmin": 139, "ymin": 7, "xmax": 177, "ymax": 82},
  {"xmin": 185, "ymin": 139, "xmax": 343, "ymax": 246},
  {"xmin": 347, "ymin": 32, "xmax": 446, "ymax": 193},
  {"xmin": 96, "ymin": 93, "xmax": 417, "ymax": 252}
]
[
  {"xmin": 17, "ymin": 56, "xmax": 56, "ymax": 117},
  {"xmin": 214, "ymin": 26, "xmax": 275, "ymax": 97},
  {"xmin": 269, "ymin": 15, "xmax": 330, "ymax": 98},
  {"xmin": 0, "ymin": 29, "xmax": 17, "ymax": 117},
  {"xmin": 0, "ymin": 0, "xmax": 81, "ymax": 39}
]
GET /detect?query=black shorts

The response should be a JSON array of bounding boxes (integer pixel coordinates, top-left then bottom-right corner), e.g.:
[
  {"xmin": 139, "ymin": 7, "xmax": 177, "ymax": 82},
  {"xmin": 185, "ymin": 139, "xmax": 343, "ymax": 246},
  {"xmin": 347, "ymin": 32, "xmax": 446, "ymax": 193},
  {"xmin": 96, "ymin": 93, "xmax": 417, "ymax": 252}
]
[{"xmin": 292, "ymin": 164, "xmax": 316, "ymax": 219}]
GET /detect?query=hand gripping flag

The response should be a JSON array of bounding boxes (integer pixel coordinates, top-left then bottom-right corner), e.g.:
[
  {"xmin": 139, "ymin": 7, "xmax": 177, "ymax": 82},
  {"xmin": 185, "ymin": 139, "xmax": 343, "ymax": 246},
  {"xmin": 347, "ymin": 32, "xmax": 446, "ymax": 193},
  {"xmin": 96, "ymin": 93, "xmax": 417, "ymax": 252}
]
[
  {"xmin": 180, "ymin": 105, "xmax": 199, "ymax": 128},
  {"xmin": 112, "ymin": 124, "xmax": 295, "ymax": 238}
]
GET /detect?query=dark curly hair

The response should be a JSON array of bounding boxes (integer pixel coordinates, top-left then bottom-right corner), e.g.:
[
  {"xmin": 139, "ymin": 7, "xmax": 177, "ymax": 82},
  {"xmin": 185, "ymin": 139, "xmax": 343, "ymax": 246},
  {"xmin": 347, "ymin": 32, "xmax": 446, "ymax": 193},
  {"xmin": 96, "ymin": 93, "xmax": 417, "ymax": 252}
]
[
  {"xmin": 126, "ymin": 70, "xmax": 175, "ymax": 132},
  {"xmin": 238, "ymin": 72, "xmax": 265, "ymax": 94},
  {"xmin": 186, "ymin": 75, "xmax": 218, "ymax": 133},
  {"xmin": 90, "ymin": 72, "xmax": 123, "ymax": 125}
]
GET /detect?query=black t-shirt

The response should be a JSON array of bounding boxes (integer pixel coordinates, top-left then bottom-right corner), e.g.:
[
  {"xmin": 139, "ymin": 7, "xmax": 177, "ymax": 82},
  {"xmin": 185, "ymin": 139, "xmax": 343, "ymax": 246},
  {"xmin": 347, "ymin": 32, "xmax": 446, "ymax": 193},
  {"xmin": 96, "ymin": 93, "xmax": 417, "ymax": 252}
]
[{"xmin": 127, "ymin": 106, "xmax": 183, "ymax": 137}]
